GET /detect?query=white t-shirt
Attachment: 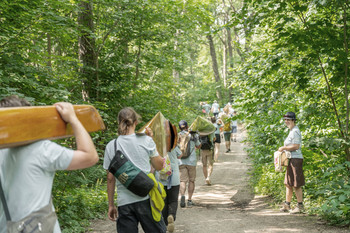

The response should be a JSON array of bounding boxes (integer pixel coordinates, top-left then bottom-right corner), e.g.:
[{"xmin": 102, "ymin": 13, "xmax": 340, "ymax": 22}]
[
  {"xmin": 103, "ymin": 134, "xmax": 159, "ymax": 207},
  {"xmin": 0, "ymin": 140, "xmax": 74, "ymax": 233},
  {"xmin": 284, "ymin": 126, "xmax": 303, "ymax": 159},
  {"xmin": 211, "ymin": 103, "xmax": 220, "ymax": 113}
]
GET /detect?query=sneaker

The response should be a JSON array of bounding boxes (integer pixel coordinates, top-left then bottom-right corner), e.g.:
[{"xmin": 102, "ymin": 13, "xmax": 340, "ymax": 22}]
[
  {"xmin": 280, "ymin": 202, "xmax": 291, "ymax": 212},
  {"xmin": 167, "ymin": 215, "xmax": 175, "ymax": 232},
  {"xmin": 234, "ymin": 138, "xmax": 236, "ymax": 142},
  {"xmin": 180, "ymin": 195, "xmax": 185, "ymax": 208},
  {"xmin": 187, "ymin": 200, "xmax": 194, "ymax": 207},
  {"xmin": 205, "ymin": 177, "xmax": 211, "ymax": 185},
  {"xmin": 290, "ymin": 204, "xmax": 304, "ymax": 214},
  {"xmin": 226, "ymin": 149, "xmax": 230, "ymax": 153}
]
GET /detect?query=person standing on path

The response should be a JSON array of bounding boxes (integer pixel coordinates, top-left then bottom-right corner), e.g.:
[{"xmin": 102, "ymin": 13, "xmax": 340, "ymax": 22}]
[
  {"xmin": 103, "ymin": 107, "xmax": 166, "ymax": 233},
  {"xmin": 0, "ymin": 96, "xmax": 99, "ymax": 233},
  {"xmin": 231, "ymin": 111, "xmax": 238, "ymax": 142},
  {"xmin": 212, "ymin": 117, "xmax": 223, "ymax": 162},
  {"xmin": 178, "ymin": 120, "xmax": 201, "ymax": 208},
  {"xmin": 202, "ymin": 102, "xmax": 211, "ymax": 118},
  {"xmin": 221, "ymin": 106, "xmax": 232, "ymax": 153},
  {"xmin": 211, "ymin": 100, "xmax": 220, "ymax": 119},
  {"xmin": 199, "ymin": 129, "xmax": 215, "ymax": 185},
  {"xmin": 157, "ymin": 145, "xmax": 182, "ymax": 233},
  {"xmin": 278, "ymin": 112, "xmax": 305, "ymax": 214}
]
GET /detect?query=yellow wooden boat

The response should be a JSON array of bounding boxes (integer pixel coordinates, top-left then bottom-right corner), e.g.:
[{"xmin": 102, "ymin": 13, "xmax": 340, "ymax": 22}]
[{"xmin": 0, "ymin": 105, "xmax": 105, "ymax": 149}]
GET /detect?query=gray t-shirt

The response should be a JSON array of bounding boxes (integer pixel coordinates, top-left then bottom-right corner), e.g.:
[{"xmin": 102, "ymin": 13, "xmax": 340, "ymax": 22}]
[
  {"xmin": 103, "ymin": 134, "xmax": 159, "ymax": 207},
  {"xmin": 0, "ymin": 140, "xmax": 74, "ymax": 233},
  {"xmin": 284, "ymin": 126, "xmax": 303, "ymax": 159},
  {"xmin": 212, "ymin": 103, "xmax": 220, "ymax": 113}
]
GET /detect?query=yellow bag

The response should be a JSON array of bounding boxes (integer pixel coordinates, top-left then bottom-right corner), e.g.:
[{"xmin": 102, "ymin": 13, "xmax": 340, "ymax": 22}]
[{"xmin": 147, "ymin": 173, "xmax": 166, "ymax": 222}]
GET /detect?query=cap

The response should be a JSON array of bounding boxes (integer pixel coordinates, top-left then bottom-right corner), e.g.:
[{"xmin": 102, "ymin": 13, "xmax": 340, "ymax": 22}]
[
  {"xmin": 283, "ymin": 112, "xmax": 296, "ymax": 120},
  {"xmin": 178, "ymin": 120, "xmax": 188, "ymax": 129}
]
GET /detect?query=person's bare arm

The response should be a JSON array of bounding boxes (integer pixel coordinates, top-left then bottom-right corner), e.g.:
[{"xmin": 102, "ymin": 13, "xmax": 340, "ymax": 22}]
[
  {"xmin": 278, "ymin": 144, "xmax": 300, "ymax": 152},
  {"xmin": 54, "ymin": 102, "xmax": 99, "ymax": 170},
  {"xmin": 107, "ymin": 171, "xmax": 118, "ymax": 221}
]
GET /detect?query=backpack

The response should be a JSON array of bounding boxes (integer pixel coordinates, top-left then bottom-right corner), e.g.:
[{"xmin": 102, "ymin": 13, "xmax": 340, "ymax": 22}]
[
  {"xmin": 200, "ymin": 135, "xmax": 212, "ymax": 150},
  {"xmin": 178, "ymin": 132, "xmax": 194, "ymax": 159}
]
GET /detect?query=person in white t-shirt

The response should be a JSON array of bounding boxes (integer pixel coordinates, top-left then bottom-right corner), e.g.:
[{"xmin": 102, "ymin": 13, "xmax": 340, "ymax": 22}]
[
  {"xmin": 211, "ymin": 100, "xmax": 220, "ymax": 119},
  {"xmin": 0, "ymin": 95, "xmax": 99, "ymax": 233}
]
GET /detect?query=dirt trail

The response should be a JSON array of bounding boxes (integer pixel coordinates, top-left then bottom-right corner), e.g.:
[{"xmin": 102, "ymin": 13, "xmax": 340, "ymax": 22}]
[{"xmin": 87, "ymin": 126, "xmax": 348, "ymax": 233}]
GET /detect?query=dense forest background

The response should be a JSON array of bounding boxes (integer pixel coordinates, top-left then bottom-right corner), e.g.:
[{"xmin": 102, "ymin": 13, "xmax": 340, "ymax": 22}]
[{"xmin": 1, "ymin": 0, "xmax": 349, "ymax": 232}]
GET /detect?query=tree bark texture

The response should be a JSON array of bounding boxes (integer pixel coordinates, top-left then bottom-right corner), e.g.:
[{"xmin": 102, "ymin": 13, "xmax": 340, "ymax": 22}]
[
  {"xmin": 78, "ymin": 0, "xmax": 97, "ymax": 101},
  {"xmin": 207, "ymin": 34, "xmax": 222, "ymax": 101}
]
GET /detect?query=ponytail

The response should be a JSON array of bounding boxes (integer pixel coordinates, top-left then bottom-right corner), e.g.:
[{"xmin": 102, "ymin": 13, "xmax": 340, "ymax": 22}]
[{"xmin": 118, "ymin": 107, "xmax": 141, "ymax": 135}]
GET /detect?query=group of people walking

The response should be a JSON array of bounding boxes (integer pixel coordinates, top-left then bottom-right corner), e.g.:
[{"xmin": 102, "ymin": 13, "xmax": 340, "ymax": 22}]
[{"xmin": 0, "ymin": 95, "xmax": 305, "ymax": 233}]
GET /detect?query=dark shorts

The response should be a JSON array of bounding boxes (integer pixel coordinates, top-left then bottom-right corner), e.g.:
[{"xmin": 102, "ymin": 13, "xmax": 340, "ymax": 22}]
[
  {"xmin": 214, "ymin": 134, "xmax": 221, "ymax": 144},
  {"xmin": 224, "ymin": 132, "xmax": 231, "ymax": 142},
  {"xmin": 117, "ymin": 199, "xmax": 166, "ymax": 233},
  {"xmin": 284, "ymin": 158, "xmax": 305, "ymax": 188}
]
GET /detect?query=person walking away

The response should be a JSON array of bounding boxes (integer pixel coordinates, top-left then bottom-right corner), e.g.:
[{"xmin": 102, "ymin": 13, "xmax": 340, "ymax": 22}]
[
  {"xmin": 156, "ymin": 145, "xmax": 181, "ymax": 233},
  {"xmin": 211, "ymin": 100, "xmax": 220, "ymax": 119},
  {"xmin": 212, "ymin": 117, "xmax": 223, "ymax": 162},
  {"xmin": 278, "ymin": 112, "xmax": 305, "ymax": 214},
  {"xmin": 202, "ymin": 102, "xmax": 211, "ymax": 117},
  {"xmin": 221, "ymin": 106, "xmax": 232, "ymax": 153},
  {"xmin": 178, "ymin": 120, "xmax": 201, "ymax": 208},
  {"xmin": 103, "ymin": 107, "xmax": 166, "ymax": 233},
  {"xmin": 231, "ymin": 111, "xmax": 238, "ymax": 142},
  {"xmin": 0, "ymin": 96, "xmax": 99, "ymax": 233},
  {"xmin": 199, "ymin": 129, "xmax": 215, "ymax": 185}
]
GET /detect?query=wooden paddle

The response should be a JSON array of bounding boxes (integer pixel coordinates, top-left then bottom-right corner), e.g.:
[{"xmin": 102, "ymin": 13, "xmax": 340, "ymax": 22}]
[{"xmin": 0, "ymin": 105, "xmax": 105, "ymax": 149}]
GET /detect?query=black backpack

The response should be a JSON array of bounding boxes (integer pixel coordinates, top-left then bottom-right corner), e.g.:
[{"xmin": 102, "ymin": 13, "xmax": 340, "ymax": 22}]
[{"xmin": 200, "ymin": 135, "xmax": 212, "ymax": 150}]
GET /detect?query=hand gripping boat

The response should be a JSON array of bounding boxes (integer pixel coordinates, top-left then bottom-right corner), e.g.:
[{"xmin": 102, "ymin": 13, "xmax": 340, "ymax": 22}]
[
  {"xmin": 137, "ymin": 112, "xmax": 177, "ymax": 157},
  {"xmin": 0, "ymin": 105, "xmax": 105, "ymax": 149}
]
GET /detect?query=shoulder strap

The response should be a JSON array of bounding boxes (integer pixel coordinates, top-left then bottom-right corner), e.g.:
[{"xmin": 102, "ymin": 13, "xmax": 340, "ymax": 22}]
[{"xmin": 0, "ymin": 177, "xmax": 11, "ymax": 221}]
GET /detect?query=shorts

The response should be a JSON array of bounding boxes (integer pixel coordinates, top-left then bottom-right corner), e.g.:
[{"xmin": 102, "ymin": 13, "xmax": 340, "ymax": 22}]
[
  {"xmin": 179, "ymin": 165, "xmax": 196, "ymax": 183},
  {"xmin": 231, "ymin": 126, "xmax": 237, "ymax": 133},
  {"xmin": 224, "ymin": 132, "xmax": 231, "ymax": 142},
  {"xmin": 201, "ymin": 150, "xmax": 214, "ymax": 167},
  {"xmin": 284, "ymin": 158, "xmax": 305, "ymax": 188},
  {"xmin": 214, "ymin": 134, "xmax": 221, "ymax": 144}
]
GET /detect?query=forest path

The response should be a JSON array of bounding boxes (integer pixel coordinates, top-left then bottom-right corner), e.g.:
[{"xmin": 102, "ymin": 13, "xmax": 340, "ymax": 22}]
[{"xmin": 87, "ymin": 126, "xmax": 348, "ymax": 233}]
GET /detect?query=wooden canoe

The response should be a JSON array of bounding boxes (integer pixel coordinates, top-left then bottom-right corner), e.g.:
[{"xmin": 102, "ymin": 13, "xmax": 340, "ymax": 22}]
[
  {"xmin": 137, "ymin": 112, "xmax": 178, "ymax": 157},
  {"xmin": 0, "ymin": 105, "xmax": 105, "ymax": 149}
]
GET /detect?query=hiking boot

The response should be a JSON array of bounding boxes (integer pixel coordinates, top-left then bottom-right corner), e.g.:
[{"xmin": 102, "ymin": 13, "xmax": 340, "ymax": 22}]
[
  {"xmin": 280, "ymin": 202, "xmax": 291, "ymax": 212},
  {"xmin": 187, "ymin": 200, "xmax": 194, "ymax": 207},
  {"xmin": 290, "ymin": 204, "xmax": 304, "ymax": 214},
  {"xmin": 167, "ymin": 215, "xmax": 175, "ymax": 232},
  {"xmin": 180, "ymin": 195, "xmax": 186, "ymax": 208}
]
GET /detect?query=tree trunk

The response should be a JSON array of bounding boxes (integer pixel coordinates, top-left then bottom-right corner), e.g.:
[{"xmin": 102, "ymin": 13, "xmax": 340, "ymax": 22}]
[
  {"xmin": 207, "ymin": 34, "xmax": 222, "ymax": 101},
  {"xmin": 46, "ymin": 33, "xmax": 51, "ymax": 67},
  {"xmin": 78, "ymin": 0, "xmax": 97, "ymax": 101}
]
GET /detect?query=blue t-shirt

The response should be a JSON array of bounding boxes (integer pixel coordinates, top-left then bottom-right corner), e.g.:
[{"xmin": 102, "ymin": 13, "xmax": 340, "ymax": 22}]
[{"xmin": 284, "ymin": 126, "xmax": 303, "ymax": 159}]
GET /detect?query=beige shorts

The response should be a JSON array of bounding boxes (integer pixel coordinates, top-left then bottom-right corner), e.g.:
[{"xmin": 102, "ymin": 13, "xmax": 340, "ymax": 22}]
[
  {"xmin": 179, "ymin": 165, "xmax": 196, "ymax": 183},
  {"xmin": 201, "ymin": 150, "xmax": 214, "ymax": 167}
]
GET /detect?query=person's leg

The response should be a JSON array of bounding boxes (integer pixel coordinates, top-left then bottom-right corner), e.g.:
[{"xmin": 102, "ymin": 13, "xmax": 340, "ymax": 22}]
[
  {"xmin": 179, "ymin": 165, "xmax": 188, "ymax": 207},
  {"xmin": 167, "ymin": 185, "xmax": 180, "ymax": 220},
  {"xmin": 207, "ymin": 150, "xmax": 214, "ymax": 178},
  {"xmin": 214, "ymin": 141, "xmax": 220, "ymax": 161},
  {"xmin": 286, "ymin": 185, "xmax": 293, "ymax": 202},
  {"xmin": 295, "ymin": 187, "xmax": 303, "ymax": 202},
  {"xmin": 201, "ymin": 150, "xmax": 208, "ymax": 179},
  {"xmin": 187, "ymin": 166, "xmax": 197, "ymax": 204},
  {"xmin": 117, "ymin": 204, "xmax": 139, "ymax": 233},
  {"xmin": 162, "ymin": 186, "xmax": 170, "ymax": 225},
  {"xmin": 136, "ymin": 199, "xmax": 167, "ymax": 233}
]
